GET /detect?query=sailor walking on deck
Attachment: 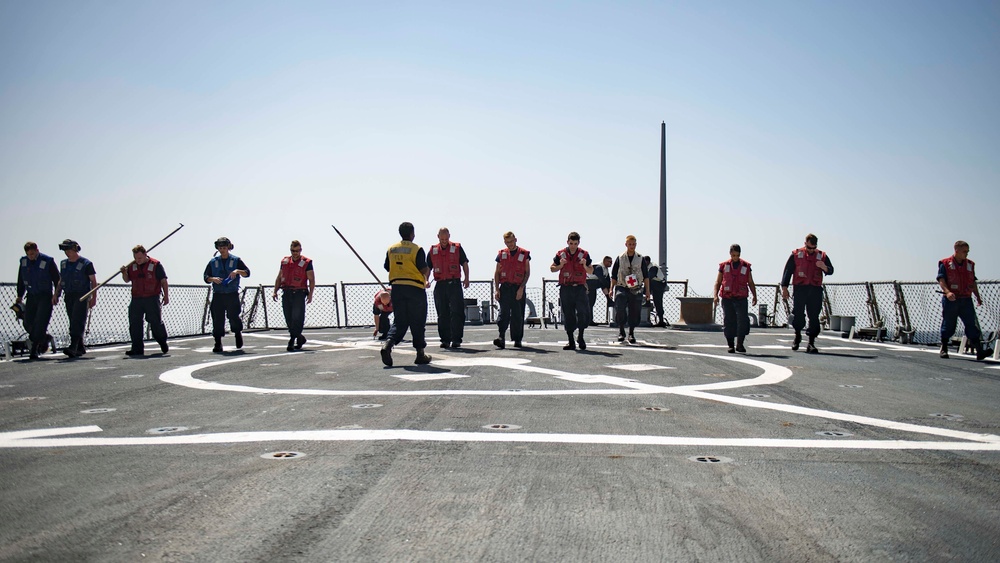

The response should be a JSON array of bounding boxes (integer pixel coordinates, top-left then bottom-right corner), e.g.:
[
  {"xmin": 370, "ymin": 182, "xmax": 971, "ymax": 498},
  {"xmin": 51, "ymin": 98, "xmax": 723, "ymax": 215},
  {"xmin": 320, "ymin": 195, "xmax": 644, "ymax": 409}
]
[
  {"xmin": 587, "ymin": 255, "xmax": 610, "ymax": 326},
  {"xmin": 56, "ymin": 239, "xmax": 97, "ymax": 358},
  {"xmin": 122, "ymin": 245, "xmax": 169, "ymax": 357},
  {"xmin": 937, "ymin": 240, "xmax": 994, "ymax": 360},
  {"xmin": 204, "ymin": 237, "xmax": 250, "ymax": 353},
  {"xmin": 781, "ymin": 233, "xmax": 833, "ymax": 354},
  {"xmin": 273, "ymin": 240, "xmax": 315, "ymax": 352},
  {"xmin": 713, "ymin": 244, "xmax": 757, "ymax": 354},
  {"xmin": 428, "ymin": 227, "xmax": 470, "ymax": 349},
  {"xmin": 551, "ymin": 231, "xmax": 593, "ymax": 350},
  {"xmin": 493, "ymin": 231, "xmax": 530, "ymax": 349},
  {"xmin": 15, "ymin": 241, "xmax": 60, "ymax": 360},
  {"xmin": 380, "ymin": 222, "xmax": 432, "ymax": 366},
  {"xmin": 646, "ymin": 257, "xmax": 669, "ymax": 327},
  {"xmin": 609, "ymin": 235, "xmax": 651, "ymax": 344}
]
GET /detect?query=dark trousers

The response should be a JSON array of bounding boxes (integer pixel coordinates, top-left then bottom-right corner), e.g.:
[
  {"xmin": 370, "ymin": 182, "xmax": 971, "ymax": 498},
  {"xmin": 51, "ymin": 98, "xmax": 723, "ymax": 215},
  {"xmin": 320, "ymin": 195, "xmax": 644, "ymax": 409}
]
[
  {"xmin": 63, "ymin": 292, "xmax": 89, "ymax": 348},
  {"xmin": 497, "ymin": 283, "xmax": 526, "ymax": 343},
  {"xmin": 210, "ymin": 291, "xmax": 243, "ymax": 337},
  {"xmin": 433, "ymin": 280, "xmax": 465, "ymax": 345},
  {"xmin": 650, "ymin": 281, "xmax": 666, "ymax": 322},
  {"xmin": 387, "ymin": 284, "xmax": 427, "ymax": 350},
  {"xmin": 587, "ymin": 280, "xmax": 601, "ymax": 320},
  {"xmin": 23, "ymin": 293, "xmax": 53, "ymax": 346},
  {"xmin": 721, "ymin": 297, "xmax": 750, "ymax": 341},
  {"xmin": 281, "ymin": 289, "xmax": 307, "ymax": 339},
  {"xmin": 559, "ymin": 284, "xmax": 590, "ymax": 336},
  {"xmin": 129, "ymin": 296, "xmax": 168, "ymax": 352},
  {"xmin": 941, "ymin": 297, "xmax": 983, "ymax": 345},
  {"xmin": 377, "ymin": 313, "xmax": 391, "ymax": 338},
  {"xmin": 791, "ymin": 285, "xmax": 823, "ymax": 338},
  {"xmin": 614, "ymin": 288, "xmax": 643, "ymax": 331}
]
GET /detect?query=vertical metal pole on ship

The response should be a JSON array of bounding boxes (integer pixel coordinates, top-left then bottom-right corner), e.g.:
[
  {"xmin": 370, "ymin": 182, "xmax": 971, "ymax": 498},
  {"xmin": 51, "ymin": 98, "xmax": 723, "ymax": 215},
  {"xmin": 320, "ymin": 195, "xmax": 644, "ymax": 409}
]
[{"xmin": 658, "ymin": 121, "xmax": 668, "ymax": 285}]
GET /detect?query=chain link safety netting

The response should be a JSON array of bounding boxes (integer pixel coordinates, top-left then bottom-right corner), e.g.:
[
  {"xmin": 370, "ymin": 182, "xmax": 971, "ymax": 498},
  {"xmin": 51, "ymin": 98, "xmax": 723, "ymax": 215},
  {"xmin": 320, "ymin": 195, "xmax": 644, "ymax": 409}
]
[
  {"xmin": 340, "ymin": 281, "xmax": 496, "ymax": 328},
  {"xmin": 1, "ymin": 283, "xmax": 216, "ymax": 350},
  {"xmin": 249, "ymin": 285, "xmax": 341, "ymax": 330},
  {"xmin": 3, "ymin": 280, "xmax": 998, "ymax": 352},
  {"xmin": 707, "ymin": 280, "xmax": 999, "ymax": 346}
]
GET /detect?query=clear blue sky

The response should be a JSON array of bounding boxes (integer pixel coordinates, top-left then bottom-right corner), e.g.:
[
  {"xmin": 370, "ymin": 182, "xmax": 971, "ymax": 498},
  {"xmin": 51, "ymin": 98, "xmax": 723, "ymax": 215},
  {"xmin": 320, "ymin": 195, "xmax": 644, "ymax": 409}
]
[{"xmin": 2, "ymin": 0, "xmax": 998, "ymax": 294}]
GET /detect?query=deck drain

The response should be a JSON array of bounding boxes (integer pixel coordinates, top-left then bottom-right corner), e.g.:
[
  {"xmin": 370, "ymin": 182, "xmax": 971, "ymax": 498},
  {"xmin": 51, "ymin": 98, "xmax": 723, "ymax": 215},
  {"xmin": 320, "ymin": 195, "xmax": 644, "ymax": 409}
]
[
  {"xmin": 839, "ymin": 384, "xmax": 864, "ymax": 388},
  {"xmin": 688, "ymin": 456, "xmax": 733, "ymax": 464},
  {"xmin": 816, "ymin": 430, "xmax": 853, "ymax": 437},
  {"xmin": 15, "ymin": 396, "xmax": 47, "ymax": 401},
  {"xmin": 483, "ymin": 424, "xmax": 521, "ymax": 430},
  {"xmin": 504, "ymin": 389, "xmax": 525, "ymax": 393},
  {"xmin": 641, "ymin": 407, "xmax": 669, "ymax": 411},
  {"xmin": 929, "ymin": 377, "xmax": 952, "ymax": 381},
  {"xmin": 146, "ymin": 426, "xmax": 190, "ymax": 434},
  {"xmin": 81, "ymin": 408, "xmax": 116, "ymax": 414},
  {"xmin": 121, "ymin": 374, "xmax": 144, "ymax": 379},
  {"xmin": 929, "ymin": 413, "xmax": 965, "ymax": 421},
  {"xmin": 743, "ymin": 394, "xmax": 770, "ymax": 398},
  {"xmin": 261, "ymin": 451, "xmax": 306, "ymax": 460},
  {"xmin": 351, "ymin": 403, "xmax": 383, "ymax": 409}
]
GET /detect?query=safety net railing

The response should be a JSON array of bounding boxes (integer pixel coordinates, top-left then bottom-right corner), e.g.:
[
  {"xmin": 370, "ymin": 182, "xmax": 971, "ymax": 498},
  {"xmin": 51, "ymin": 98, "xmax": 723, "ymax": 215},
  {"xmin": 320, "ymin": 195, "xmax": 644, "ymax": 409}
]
[
  {"xmin": 707, "ymin": 280, "xmax": 1000, "ymax": 345},
  {"xmin": 340, "ymin": 281, "xmax": 495, "ymax": 328},
  {"xmin": 4, "ymin": 280, "xmax": 997, "ymax": 350}
]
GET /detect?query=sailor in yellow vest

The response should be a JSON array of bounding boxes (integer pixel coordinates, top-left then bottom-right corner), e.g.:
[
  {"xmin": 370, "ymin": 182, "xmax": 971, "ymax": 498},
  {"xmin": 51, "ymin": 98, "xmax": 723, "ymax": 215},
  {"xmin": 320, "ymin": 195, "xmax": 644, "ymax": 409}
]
[{"xmin": 380, "ymin": 222, "xmax": 432, "ymax": 367}]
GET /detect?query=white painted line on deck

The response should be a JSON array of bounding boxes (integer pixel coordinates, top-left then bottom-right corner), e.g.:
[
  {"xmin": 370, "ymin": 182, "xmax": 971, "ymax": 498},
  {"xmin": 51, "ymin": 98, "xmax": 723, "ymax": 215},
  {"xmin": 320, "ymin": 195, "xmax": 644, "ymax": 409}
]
[
  {"xmin": 152, "ymin": 340, "xmax": 1000, "ymax": 448},
  {"xmin": 2, "ymin": 426, "xmax": 998, "ymax": 451}
]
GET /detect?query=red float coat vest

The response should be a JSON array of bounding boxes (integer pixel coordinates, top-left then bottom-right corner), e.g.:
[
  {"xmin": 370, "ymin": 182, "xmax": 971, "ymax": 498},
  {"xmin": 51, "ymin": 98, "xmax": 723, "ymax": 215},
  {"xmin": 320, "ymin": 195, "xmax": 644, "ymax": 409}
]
[
  {"xmin": 497, "ymin": 246, "xmax": 529, "ymax": 285},
  {"xmin": 430, "ymin": 242, "xmax": 462, "ymax": 281},
  {"xmin": 792, "ymin": 247, "xmax": 825, "ymax": 287},
  {"xmin": 374, "ymin": 290, "xmax": 393, "ymax": 313},
  {"xmin": 129, "ymin": 258, "xmax": 162, "ymax": 298},
  {"xmin": 557, "ymin": 247, "xmax": 590, "ymax": 286},
  {"xmin": 940, "ymin": 256, "xmax": 976, "ymax": 298},
  {"xmin": 719, "ymin": 259, "xmax": 751, "ymax": 298},
  {"xmin": 279, "ymin": 255, "xmax": 311, "ymax": 289}
]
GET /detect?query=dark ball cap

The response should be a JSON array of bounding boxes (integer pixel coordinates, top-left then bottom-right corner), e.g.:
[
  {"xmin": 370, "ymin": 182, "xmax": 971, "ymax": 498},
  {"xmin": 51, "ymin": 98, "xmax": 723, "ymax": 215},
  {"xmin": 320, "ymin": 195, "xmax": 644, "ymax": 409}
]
[{"xmin": 58, "ymin": 239, "xmax": 81, "ymax": 251}]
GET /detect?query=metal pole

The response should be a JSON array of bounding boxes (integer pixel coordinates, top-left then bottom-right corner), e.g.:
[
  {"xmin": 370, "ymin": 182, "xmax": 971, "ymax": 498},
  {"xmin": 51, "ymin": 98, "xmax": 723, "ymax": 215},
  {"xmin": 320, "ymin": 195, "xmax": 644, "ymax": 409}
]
[
  {"xmin": 335, "ymin": 282, "xmax": 342, "ymax": 328},
  {"xmin": 658, "ymin": 121, "xmax": 668, "ymax": 283},
  {"xmin": 341, "ymin": 282, "xmax": 350, "ymax": 327},
  {"xmin": 80, "ymin": 223, "xmax": 184, "ymax": 301},
  {"xmin": 332, "ymin": 225, "xmax": 387, "ymax": 289}
]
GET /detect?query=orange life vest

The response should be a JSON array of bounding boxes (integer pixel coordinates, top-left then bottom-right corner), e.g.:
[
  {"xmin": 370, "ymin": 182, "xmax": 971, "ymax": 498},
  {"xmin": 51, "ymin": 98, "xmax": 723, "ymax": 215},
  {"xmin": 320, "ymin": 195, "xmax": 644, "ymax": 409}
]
[
  {"xmin": 129, "ymin": 258, "xmax": 162, "ymax": 298},
  {"xmin": 940, "ymin": 256, "xmax": 976, "ymax": 298},
  {"xmin": 792, "ymin": 247, "xmax": 825, "ymax": 287},
  {"xmin": 557, "ymin": 247, "xmax": 590, "ymax": 286},
  {"xmin": 280, "ymin": 255, "xmax": 311, "ymax": 289},
  {"xmin": 719, "ymin": 259, "xmax": 751, "ymax": 298},
  {"xmin": 430, "ymin": 242, "xmax": 463, "ymax": 281},
  {"xmin": 497, "ymin": 246, "xmax": 529, "ymax": 284}
]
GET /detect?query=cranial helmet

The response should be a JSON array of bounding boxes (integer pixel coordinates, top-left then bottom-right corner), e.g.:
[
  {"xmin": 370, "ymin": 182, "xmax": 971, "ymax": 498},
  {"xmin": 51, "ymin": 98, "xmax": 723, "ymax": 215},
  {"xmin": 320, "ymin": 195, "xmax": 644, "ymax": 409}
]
[
  {"xmin": 214, "ymin": 237, "xmax": 234, "ymax": 250},
  {"xmin": 58, "ymin": 239, "xmax": 81, "ymax": 252}
]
